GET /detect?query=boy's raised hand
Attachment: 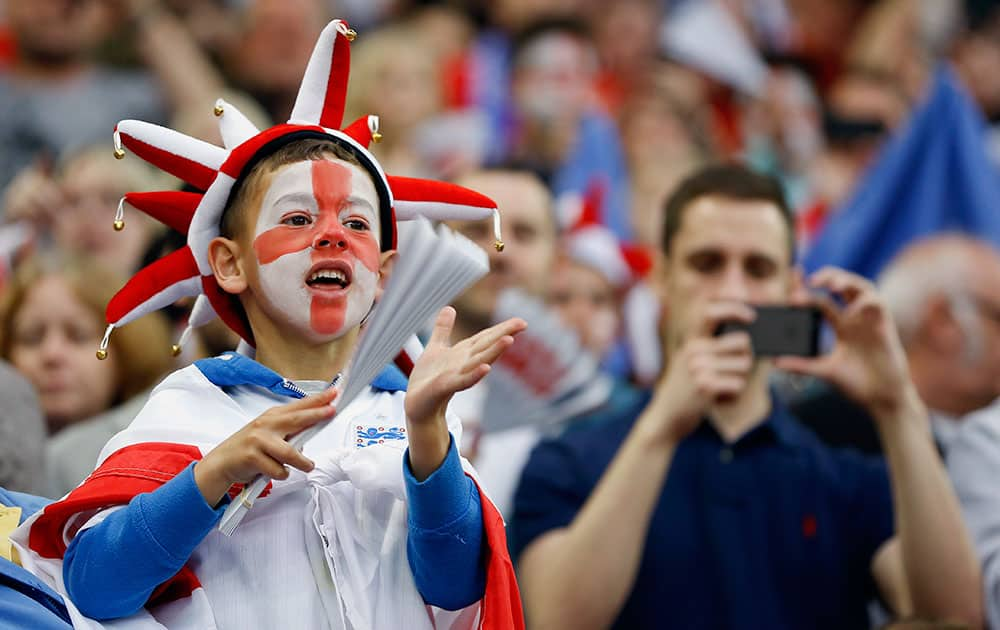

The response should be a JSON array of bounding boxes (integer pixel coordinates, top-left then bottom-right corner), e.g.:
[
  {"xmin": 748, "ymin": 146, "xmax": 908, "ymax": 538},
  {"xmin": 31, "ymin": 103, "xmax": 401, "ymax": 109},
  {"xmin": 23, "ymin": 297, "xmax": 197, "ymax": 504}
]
[
  {"xmin": 193, "ymin": 388, "xmax": 338, "ymax": 506},
  {"xmin": 405, "ymin": 307, "xmax": 527, "ymax": 428}
]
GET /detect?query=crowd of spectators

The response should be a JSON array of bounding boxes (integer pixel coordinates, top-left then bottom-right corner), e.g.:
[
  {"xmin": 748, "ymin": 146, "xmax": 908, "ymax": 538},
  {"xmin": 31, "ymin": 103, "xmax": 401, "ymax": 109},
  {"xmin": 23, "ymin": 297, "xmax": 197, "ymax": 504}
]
[{"xmin": 2, "ymin": 0, "xmax": 1000, "ymax": 628}]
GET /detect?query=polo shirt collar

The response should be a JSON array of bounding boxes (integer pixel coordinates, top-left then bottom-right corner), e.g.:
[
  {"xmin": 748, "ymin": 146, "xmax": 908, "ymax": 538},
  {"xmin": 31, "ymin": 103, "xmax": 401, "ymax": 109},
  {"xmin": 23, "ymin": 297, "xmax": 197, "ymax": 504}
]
[{"xmin": 699, "ymin": 392, "xmax": 801, "ymax": 451}]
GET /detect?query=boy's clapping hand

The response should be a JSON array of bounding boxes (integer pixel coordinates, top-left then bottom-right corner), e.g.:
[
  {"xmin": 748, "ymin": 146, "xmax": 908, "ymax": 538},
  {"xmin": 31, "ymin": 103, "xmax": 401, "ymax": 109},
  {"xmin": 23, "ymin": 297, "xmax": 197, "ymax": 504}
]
[
  {"xmin": 404, "ymin": 306, "xmax": 526, "ymax": 480},
  {"xmin": 404, "ymin": 306, "xmax": 527, "ymax": 428},
  {"xmin": 193, "ymin": 388, "xmax": 338, "ymax": 506}
]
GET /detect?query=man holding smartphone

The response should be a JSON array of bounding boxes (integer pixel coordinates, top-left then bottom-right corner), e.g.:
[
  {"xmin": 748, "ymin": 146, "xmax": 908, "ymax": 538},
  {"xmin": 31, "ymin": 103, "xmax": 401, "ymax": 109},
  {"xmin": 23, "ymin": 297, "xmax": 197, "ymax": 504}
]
[{"xmin": 511, "ymin": 163, "xmax": 982, "ymax": 629}]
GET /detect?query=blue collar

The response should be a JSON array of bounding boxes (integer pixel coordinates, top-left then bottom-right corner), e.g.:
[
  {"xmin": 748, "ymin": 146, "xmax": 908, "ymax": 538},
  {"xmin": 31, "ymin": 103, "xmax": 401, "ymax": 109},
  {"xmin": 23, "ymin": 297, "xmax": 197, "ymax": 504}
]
[
  {"xmin": 694, "ymin": 393, "xmax": 803, "ymax": 451},
  {"xmin": 194, "ymin": 351, "xmax": 408, "ymax": 398}
]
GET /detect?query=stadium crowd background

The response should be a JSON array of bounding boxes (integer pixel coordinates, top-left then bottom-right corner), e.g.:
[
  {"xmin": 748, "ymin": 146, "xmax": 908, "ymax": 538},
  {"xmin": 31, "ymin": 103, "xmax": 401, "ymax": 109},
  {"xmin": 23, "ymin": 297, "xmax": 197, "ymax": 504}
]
[{"xmin": 1, "ymin": 0, "xmax": 1000, "ymax": 626}]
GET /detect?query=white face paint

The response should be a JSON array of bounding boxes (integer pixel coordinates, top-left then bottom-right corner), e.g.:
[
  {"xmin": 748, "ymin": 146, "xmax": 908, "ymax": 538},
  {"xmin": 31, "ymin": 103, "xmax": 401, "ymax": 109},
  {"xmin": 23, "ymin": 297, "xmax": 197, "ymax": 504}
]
[{"xmin": 250, "ymin": 158, "xmax": 383, "ymax": 342}]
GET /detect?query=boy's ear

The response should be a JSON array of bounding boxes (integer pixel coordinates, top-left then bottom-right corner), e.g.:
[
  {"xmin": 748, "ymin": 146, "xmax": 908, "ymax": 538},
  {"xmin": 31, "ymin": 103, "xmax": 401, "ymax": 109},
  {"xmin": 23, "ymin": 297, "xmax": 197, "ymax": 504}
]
[
  {"xmin": 208, "ymin": 236, "xmax": 248, "ymax": 295},
  {"xmin": 375, "ymin": 250, "xmax": 398, "ymax": 302}
]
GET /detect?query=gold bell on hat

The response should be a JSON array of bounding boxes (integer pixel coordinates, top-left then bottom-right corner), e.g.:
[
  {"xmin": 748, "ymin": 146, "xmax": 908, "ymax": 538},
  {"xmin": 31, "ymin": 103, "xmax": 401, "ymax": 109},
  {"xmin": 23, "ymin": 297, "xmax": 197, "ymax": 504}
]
[
  {"xmin": 214, "ymin": 103, "xmax": 224, "ymax": 116},
  {"xmin": 113, "ymin": 130, "xmax": 125, "ymax": 159},
  {"xmin": 113, "ymin": 198, "xmax": 126, "ymax": 231},
  {"xmin": 96, "ymin": 324, "xmax": 113, "ymax": 360},
  {"xmin": 171, "ymin": 344, "xmax": 182, "ymax": 357},
  {"xmin": 371, "ymin": 130, "xmax": 383, "ymax": 143},
  {"xmin": 345, "ymin": 28, "xmax": 357, "ymax": 41},
  {"xmin": 492, "ymin": 209, "xmax": 505, "ymax": 252}
]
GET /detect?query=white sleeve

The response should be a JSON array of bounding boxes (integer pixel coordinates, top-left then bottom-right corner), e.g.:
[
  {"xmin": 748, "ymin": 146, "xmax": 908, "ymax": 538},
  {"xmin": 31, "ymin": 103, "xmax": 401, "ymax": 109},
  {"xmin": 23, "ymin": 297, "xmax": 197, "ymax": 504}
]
[{"xmin": 946, "ymin": 413, "xmax": 1000, "ymax": 630}]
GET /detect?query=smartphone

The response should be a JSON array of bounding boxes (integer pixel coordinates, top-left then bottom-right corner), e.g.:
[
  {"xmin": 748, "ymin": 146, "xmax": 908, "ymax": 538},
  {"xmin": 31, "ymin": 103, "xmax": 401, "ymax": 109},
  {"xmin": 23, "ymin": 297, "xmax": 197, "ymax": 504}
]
[{"xmin": 715, "ymin": 305, "xmax": 822, "ymax": 357}]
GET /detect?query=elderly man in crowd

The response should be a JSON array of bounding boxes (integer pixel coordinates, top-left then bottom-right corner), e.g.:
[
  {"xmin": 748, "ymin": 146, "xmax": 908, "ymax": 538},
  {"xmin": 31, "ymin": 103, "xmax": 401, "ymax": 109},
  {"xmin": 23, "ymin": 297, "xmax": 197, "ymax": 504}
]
[{"xmin": 880, "ymin": 234, "xmax": 1000, "ymax": 629}]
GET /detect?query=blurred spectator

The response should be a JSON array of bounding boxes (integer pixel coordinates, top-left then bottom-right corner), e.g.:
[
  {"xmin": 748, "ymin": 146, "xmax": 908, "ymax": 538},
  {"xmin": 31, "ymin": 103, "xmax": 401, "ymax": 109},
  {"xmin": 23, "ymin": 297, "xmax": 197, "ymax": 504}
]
[
  {"xmin": 552, "ymin": 186, "xmax": 655, "ymax": 381},
  {"xmin": 590, "ymin": 0, "xmax": 662, "ymax": 115},
  {"xmin": 0, "ymin": 360, "xmax": 47, "ymax": 496},
  {"xmin": 880, "ymin": 235, "xmax": 1000, "ymax": 446},
  {"xmin": 0, "ymin": 0, "xmax": 168, "ymax": 194},
  {"xmin": 223, "ymin": 0, "xmax": 327, "ymax": 123},
  {"xmin": 3, "ymin": 144, "xmax": 165, "ymax": 276},
  {"xmin": 743, "ymin": 63, "xmax": 823, "ymax": 209},
  {"xmin": 619, "ymin": 75, "xmax": 712, "ymax": 248},
  {"xmin": 446, "ymin": 168, "xmax": 558, "ymax": 516},
  {"xmin": 795, "ymin": 65, "xmax": 909, "ymax": 248},
  {"xmin": 0, "ymin": 255, "xmax": 172, "ymax": 436},
  {"xmin": 777, "ymin": 0, "xmax": 879, "ymax": 90},
  {"xmin": 843, "ymin": 0, "xmax": 929, "ymax": 103},
  {"xmin": 507, "ymin": 18, "xmax": 632, "ymax": 239},
  {"xmin": 879, "ymin": 234, "xmax": 1000, "ymax": 630},
  {"xmin": 512, "ymin": 163, "xmax": 982, "ymax": 629},
  {"xmin": 0, "ymin": 255, "xmax": 174, "ymax": 495},
  {"xmin": 344, "ymin": 21, "xmax": 485, "ymax": 179},
  {"xmin": 548, "ymin": 254, "xmax": 620, "ymax": 365},
  {"xmin": 952, "ymin": 0, "xmax": 1000, "ymax": 162},
  {"xmin": 448, "ymin": 169, "xmax": 557, "ymax": 342}
]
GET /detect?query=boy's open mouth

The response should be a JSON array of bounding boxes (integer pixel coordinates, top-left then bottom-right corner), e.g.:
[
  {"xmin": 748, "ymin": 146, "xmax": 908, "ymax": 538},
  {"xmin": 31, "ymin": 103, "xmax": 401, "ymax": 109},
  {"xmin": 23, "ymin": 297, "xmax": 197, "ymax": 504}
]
[{"xmin": 305, "ymin": 261, "xmax": 352, "ymax": 291}]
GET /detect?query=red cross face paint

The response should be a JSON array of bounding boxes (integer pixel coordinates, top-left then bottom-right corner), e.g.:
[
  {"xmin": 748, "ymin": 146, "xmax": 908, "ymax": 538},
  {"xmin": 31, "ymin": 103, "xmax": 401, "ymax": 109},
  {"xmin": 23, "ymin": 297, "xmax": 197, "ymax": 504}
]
[{"xmin": 251, "ymin": 159, "xmax": 382, "ymax": 342}]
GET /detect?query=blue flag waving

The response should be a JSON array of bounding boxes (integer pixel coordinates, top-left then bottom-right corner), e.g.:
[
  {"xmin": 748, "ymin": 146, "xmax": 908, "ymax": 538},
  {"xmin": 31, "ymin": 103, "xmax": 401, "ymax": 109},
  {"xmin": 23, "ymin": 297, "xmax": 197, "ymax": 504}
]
[{"xmin": 804, "ymin": 66, "xmax": 1000, "ymax": 278}]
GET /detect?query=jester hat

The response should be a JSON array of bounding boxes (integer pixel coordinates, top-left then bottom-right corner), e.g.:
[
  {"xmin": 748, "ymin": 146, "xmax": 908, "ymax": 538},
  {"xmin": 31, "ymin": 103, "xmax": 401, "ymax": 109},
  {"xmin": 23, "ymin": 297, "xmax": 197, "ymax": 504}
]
[{"xmin": 100, "ymin": 19, "xmax": 503, "ymax": 359}]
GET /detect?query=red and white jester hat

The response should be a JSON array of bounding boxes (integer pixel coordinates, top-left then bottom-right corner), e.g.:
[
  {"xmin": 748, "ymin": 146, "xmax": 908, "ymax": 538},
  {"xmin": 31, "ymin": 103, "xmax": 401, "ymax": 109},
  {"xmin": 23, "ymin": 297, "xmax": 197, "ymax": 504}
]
[{"xmin": 99, "ymin": 19, "xmax": 503, "ymax": 361}]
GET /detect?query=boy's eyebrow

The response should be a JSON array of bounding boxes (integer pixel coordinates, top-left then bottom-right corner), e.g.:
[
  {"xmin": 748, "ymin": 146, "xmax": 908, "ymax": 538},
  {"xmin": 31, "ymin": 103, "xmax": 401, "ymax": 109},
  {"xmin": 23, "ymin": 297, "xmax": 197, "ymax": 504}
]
[
  {"xmin": 344, "ymin": 195, "xmax": 376, "ymax": 213},
  {"xmin": 271, "ymin": 192, "xmax": 319, "ymax": 207}
]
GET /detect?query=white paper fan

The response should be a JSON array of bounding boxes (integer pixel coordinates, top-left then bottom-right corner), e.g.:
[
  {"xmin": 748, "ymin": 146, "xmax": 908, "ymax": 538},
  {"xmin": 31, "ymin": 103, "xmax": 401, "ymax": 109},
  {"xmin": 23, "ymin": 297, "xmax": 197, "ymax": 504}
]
[
  {"xmin": 219, "ymin": 217, "xmax": 489, "ymax": 535},
  {"xmin": 481, "ymin": 288, "xmax": 612, "ymax": 433}
]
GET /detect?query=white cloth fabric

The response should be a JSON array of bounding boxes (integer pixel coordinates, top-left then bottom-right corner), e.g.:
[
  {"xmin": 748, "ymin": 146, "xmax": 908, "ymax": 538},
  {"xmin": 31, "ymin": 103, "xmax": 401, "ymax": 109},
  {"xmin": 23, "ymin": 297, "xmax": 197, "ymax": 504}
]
[
  {"xmin": 451, "ymin": 386, "xmax": 540, "ymax": 520},
  {"xmin": 14, "ymin": 364, "xmax": 481, "ymax": 630},
  {"xmin": 941, "ymin": 398, "xmax": 1000, "ymax": 630}
]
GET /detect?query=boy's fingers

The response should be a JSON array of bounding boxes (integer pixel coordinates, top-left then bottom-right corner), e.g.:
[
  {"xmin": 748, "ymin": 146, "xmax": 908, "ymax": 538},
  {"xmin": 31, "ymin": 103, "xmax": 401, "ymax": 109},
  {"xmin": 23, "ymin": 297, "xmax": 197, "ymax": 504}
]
[
  {"xmin": 249, "ymin": 451, "xmax": 289, "ymax": 481},
  {"xmin": 469, "ymin": 318, "xmax": 527, "ymax": 352},
  {"xmin": 428, "ymin": 307, "xmax": 456, "ymax": 348},
  {"xmin": 279, "ymin": 387, "xmax": 339, "ymax": 412},
  {"xmin": 272, "ymin": 404, "xmax": 336, "ymax": 436},
  {"xmin": 450, "ymin": 363, "xmax": 491, "ymax": 393},
  {"xmin": 262, "ymin": 439, "xmax": 314, "ymax": 473},
  {"xmin": 470, "ymin": 335, "xmax": 515, "ymax": 367}
]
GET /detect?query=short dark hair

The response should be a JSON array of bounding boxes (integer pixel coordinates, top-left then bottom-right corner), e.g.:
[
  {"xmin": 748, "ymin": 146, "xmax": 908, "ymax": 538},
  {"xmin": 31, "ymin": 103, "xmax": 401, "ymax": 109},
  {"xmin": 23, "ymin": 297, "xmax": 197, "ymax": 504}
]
[
  {"xmin": 661, "ymin": 163, "xmax": 795, "ymax": 261},
  {"xmin": 221, "ymin": 138, "xmax": 373, "ymax": 241}
]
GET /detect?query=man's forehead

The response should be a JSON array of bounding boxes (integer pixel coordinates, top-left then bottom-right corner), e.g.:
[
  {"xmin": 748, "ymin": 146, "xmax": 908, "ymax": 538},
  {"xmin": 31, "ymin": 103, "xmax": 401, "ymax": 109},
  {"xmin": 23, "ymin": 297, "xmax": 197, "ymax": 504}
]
[{"xmin": 673, "ymin": 196, "xmax": 789, "ymax": 255}]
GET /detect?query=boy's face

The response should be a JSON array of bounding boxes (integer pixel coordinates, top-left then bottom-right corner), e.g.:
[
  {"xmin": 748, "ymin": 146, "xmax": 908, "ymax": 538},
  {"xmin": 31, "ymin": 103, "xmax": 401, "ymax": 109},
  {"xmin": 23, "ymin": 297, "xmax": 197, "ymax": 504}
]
[{"xmin": 239, "ymin": 158, "xmax": 389, "ymax": 343}]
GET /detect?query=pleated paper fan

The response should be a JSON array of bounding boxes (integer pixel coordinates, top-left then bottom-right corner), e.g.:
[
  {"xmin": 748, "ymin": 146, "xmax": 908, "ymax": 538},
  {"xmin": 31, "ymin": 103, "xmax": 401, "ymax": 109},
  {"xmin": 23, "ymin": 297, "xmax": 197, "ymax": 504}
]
[
  {"xmin": 100, "ymin": 18, "xmax": 505, "ymax": 367},
  {"xmin": 482, "ymin": 288, "xmax": 612, "ymax": 433}
]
